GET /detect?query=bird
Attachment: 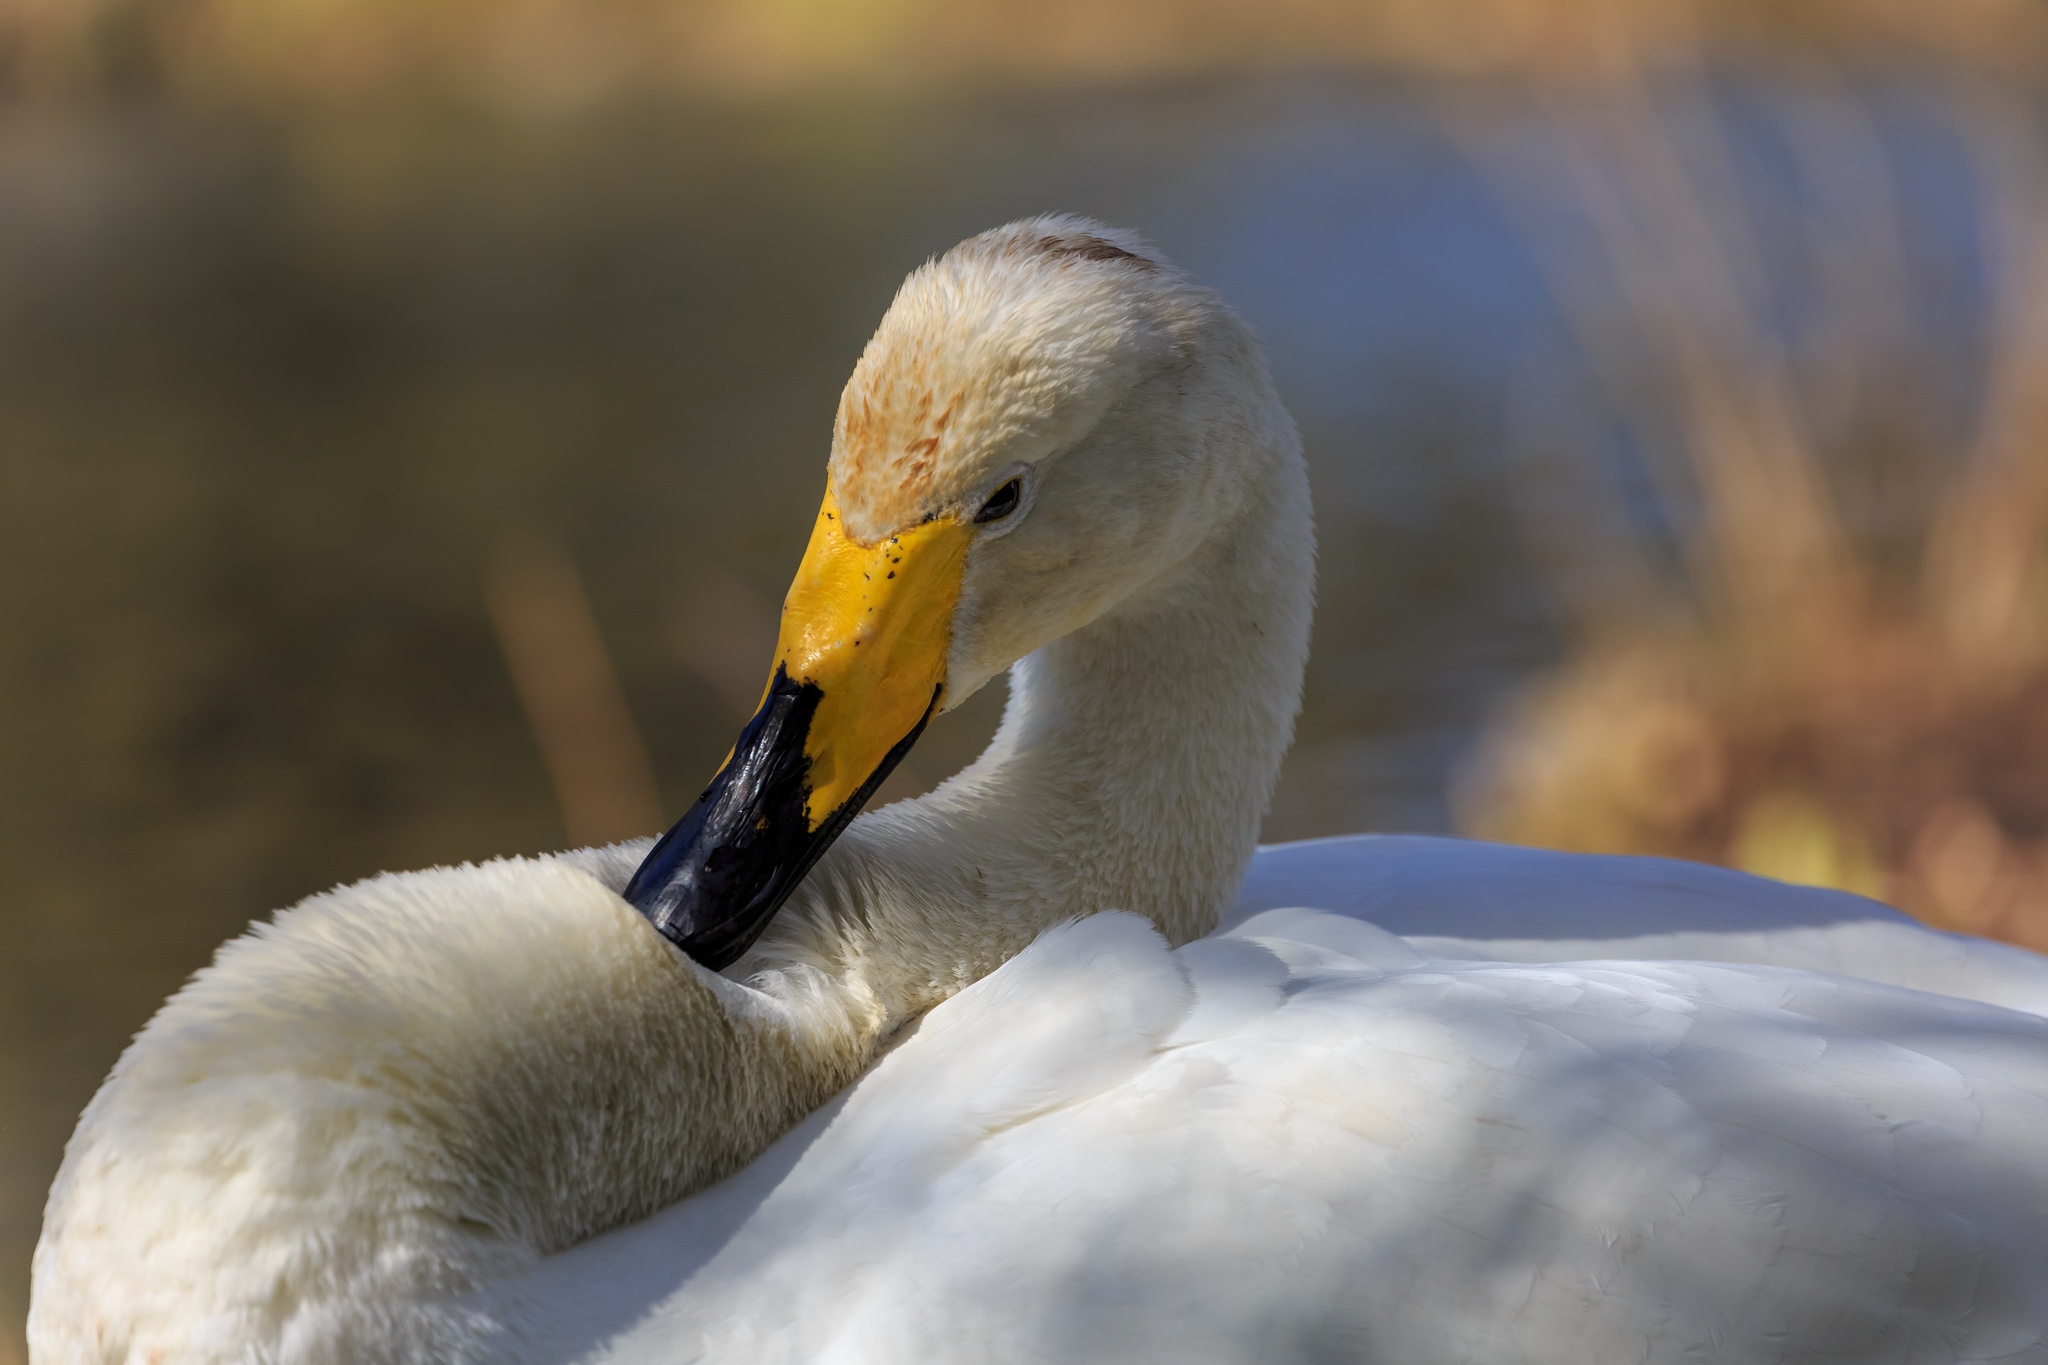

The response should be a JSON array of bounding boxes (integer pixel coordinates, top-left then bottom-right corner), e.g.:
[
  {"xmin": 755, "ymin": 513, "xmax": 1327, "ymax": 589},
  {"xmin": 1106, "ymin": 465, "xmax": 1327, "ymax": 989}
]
[{"xmin": 29, "ymin": 216, "xmax": 2048, "ymax": 1365}]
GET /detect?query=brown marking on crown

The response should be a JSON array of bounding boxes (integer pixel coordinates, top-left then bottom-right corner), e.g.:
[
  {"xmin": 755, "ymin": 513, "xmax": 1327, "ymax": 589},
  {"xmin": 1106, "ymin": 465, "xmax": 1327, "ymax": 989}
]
[
  {"xmin": 830, "ymin": 219, "xmax": 1160, "ymax": 538},
  {"xmin": 1030, "ymin": 233, "xmax": 1155, "ymax": 270}
]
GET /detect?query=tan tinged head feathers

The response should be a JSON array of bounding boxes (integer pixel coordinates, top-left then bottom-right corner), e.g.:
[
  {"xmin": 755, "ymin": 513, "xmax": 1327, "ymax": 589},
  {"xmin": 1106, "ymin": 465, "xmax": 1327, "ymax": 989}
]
[{"xmin": 829, "ymin": 218, "xmax": 1180, "ymax": 543}]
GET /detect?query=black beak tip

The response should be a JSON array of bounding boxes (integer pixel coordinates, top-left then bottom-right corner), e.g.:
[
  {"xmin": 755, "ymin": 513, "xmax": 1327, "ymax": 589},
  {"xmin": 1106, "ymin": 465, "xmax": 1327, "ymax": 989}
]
[{"xmin": 621, "ymin": 671, "xmax": 939, "ymax": 971}]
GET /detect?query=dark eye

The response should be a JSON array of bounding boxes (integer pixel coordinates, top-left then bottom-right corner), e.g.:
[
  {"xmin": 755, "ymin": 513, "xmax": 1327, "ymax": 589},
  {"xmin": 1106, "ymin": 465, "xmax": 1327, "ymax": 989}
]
[{"xmin": 974, "ymin": 477, "xmax": 1023, "ymax": 524}]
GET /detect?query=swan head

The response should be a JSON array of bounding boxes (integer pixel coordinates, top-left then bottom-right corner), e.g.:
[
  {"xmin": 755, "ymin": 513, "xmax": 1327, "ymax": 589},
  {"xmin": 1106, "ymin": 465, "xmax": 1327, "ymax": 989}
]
[
  {"xmin": 833, "ymin": 217, "xmax": 1271, "ymax": 704},
  {"xmin": 627, "ymin": 215, "xmax": 1293, "ymax": 966}
]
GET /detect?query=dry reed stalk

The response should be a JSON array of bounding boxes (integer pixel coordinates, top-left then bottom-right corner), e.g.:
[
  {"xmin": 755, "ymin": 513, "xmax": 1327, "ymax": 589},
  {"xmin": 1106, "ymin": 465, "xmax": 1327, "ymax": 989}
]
[
  {"xmin": 1458, "ymin": 71, "xmax": 2048, "ymax": 949},
  {"xmin": 1555, "ymin": 64, "xmax": 1858, "ymax": 640},
  {"xmin": 1924, "ymin": 95, "xmax": 2048, "ymax": 675},
  {"xmin": 485, "ymin": 535, "xmax": 662, "ymax": 847}
]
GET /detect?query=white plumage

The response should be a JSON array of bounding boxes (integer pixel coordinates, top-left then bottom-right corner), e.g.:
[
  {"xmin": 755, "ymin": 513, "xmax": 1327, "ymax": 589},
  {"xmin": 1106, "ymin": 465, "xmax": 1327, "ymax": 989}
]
[
  {"xmin": 30, "ymin": 217, "xmax": 2048, "ymax": 1364},
  {"xmin": 496, "ymin": 837, "xmax": 2048, "ymax": 1364},
  {"xmin": 1241, "ymin": 834, "xmax": 2048, "ymax": 1015}
]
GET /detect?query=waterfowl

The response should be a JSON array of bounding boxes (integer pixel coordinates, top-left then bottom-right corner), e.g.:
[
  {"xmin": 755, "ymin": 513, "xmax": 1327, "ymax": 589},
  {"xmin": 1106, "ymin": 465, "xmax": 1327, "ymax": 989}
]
[{"xmin": 31, "ymin": 217, "xmax": 2048, "ymax": 1364}]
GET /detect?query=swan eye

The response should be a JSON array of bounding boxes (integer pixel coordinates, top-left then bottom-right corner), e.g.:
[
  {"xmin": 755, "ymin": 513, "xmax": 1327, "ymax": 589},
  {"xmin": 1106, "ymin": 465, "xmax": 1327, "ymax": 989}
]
[{"xmin": 974, "ymin": 478, "xmax": 1023, "ymax": 525}]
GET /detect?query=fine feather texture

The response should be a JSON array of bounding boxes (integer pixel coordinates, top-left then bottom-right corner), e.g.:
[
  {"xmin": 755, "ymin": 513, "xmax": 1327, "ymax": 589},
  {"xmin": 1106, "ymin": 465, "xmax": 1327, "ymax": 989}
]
[
  {"xmin": 31, "ymin": 215, "xmax": 2048, "ymax": 1364},
  {"xmin": 28, "ymin": 858, "xmax": 864, "ymax": 1364},
  {"xmin": 505, "ymin": 907, "xmax": 2048, "ymax": 1364}
]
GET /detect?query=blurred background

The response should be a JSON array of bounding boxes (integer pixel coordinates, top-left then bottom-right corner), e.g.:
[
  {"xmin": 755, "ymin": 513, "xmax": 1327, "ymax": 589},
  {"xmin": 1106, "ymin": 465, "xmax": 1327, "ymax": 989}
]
[{"xmin": 7, "ymin": 0, "xmax": 2048, "ymax": 1353}]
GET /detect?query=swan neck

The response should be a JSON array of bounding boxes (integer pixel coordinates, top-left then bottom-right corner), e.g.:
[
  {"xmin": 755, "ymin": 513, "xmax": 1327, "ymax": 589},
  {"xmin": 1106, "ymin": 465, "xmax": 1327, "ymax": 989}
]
[
  {"xmin": 994, "ymin": 486, "xmax": 1313, "ymax": 938},
  {"xmin": 765, "ymin": 415, "xmax": 1313, "ymax": 1031}
]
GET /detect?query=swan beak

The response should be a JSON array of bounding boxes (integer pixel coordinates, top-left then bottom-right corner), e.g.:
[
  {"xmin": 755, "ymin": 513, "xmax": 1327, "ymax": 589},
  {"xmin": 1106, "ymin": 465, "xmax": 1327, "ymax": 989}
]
[{"xmin": 624, "ymin": 487, "xmax": 971, "ymax": 968}]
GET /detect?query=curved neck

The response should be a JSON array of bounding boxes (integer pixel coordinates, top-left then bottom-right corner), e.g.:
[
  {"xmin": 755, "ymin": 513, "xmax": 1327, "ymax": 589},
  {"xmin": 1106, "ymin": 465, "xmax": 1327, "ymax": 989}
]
[{"xmin": 752, "ymin": 419, "xmax": 1314, "ymax": 1043}]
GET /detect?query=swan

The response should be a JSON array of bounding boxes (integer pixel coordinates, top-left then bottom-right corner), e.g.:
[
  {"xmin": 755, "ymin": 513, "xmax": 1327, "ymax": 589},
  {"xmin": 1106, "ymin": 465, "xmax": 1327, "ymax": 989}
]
[{"xmin": 29, "ymin": 216, "xmax": 2048, "ymax": 1364}]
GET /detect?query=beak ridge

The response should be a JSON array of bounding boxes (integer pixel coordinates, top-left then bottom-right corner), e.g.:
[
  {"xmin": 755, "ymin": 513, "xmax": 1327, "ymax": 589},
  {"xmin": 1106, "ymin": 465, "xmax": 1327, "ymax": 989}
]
[
  {"xmin": 623, "ymin": 486, "xmax": 966, "ymax": 969},
  {"xmin": 624, "ymin": 667, "xmax": 938, "ymax": 969}
]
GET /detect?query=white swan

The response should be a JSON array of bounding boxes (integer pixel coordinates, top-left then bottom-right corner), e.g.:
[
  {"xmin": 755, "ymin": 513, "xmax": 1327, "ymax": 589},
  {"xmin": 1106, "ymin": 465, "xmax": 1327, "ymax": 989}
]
[{"xmin": 30, "ymin": 217, "xmax": 2048, "ymax": 1365}]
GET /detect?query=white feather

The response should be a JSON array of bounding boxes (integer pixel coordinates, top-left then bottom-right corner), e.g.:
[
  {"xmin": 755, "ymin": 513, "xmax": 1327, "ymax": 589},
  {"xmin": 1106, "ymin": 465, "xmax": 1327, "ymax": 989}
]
[
  {"xmin": 506, "ymin": 904, "xmax": 2048, "ymax": 1364},
  {"xmin": 30, "ymin": 217, "xmax": 2048, "ymax": 1364}
]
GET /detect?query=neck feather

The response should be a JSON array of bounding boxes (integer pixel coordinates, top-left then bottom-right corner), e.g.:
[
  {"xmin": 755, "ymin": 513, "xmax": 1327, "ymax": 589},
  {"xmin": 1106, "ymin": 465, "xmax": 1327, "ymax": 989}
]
[{"xmin": 750, "ymin": 415, "xmax": 1314, "ymax": 1045}]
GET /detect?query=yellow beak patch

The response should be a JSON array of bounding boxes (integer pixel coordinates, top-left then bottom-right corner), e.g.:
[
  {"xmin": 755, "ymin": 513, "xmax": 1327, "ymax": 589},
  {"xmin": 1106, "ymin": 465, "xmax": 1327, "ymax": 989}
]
[
  {"xmin": 620, "ymin": 481, "xmax": 974, "ymax": 966},
  {"xmin": 771, "ymin": 487, "xmax": 972, "ymax": 829}
]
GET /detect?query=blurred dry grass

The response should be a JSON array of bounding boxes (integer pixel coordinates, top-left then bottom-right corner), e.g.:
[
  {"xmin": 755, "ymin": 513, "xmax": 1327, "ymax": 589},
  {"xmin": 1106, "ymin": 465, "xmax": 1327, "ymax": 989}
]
[
  {"xmin": 5, "ymin": 0, "xmax": 2048, "ymax": 110},
  {"xmin": 1458, "ymin": 64, "xmax": 2048, "ymax": 948},
  {"xmin": 485, "ymin": 537, "xmax": 663, "ymax": 846}
]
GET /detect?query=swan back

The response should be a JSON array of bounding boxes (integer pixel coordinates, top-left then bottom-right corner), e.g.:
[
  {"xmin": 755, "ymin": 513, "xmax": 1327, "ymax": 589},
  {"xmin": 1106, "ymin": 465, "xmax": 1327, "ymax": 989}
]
[
  {"xmin": 1239, "ymin": 835, "xmax": 2048, "ymax": 1015},
  {"xmin": 501, "ymin": 906, "xmax": 2048, "ymax": 1364}
]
